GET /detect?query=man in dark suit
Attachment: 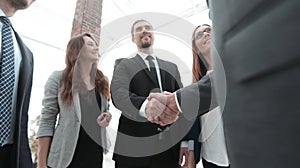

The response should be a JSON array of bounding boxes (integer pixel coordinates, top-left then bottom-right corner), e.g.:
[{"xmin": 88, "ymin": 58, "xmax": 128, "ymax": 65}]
[
  {"xmin": 111, "ymin": 19, "xmax": 185, "ymax": 168},
  {"xmin": 0, "ymin": 0, "xmax": 35, "ymax": 167},
  {"xmin": 209, "ymin": 0, "xmax": 300, "ymax": 167},
  {"xmin": 148, "ymin": 0, "xmax": 300, "ymax": 167}
]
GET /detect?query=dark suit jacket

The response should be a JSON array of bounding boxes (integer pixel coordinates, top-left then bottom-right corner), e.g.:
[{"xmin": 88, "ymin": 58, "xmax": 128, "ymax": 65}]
[
  {"xmin": 181, "ymin": 70, "xmax": 208, "ymax": 164},
  {"xmin": 176, "ymin": 73, "xmax": 214, "ymax": 120},
  {"xmin": 176, "ymin": 72, "xmax": 217, "ymax": 164},
  {"xmin": 181, "ymin": 118, "xmax": 201, "ymax": 163},
  {"xmin": 10, "ymin": 30, "xmax": 34, "ymax": 168},
  {"xmin": 209, "ymin": 0, "xmax": 300, "ymax": 167},
  {"xmin": 111, "ymin": 55, "xmax": 183, "ymax": 167}
]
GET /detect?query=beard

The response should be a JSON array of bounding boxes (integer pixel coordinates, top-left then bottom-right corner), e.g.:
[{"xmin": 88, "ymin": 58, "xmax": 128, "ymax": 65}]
[
  {"xmin": 141, "ymin": 41, "xmax": 151, "ymax": 48},
  {"xmin": 9, "ymin": 0, "xmax": 32, "ymax": 9}
]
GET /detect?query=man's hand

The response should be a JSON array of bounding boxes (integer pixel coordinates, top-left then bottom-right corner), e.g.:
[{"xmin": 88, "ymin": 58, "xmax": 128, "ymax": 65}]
[
  {"xmin": 146, "ymin": 92, "xmax": 180, "ymax": 125},
  {"xmin": 187, "ymin": 150, "xmax": 196, "ymax": 168},
  {"xmin": 146, "ymin": 97, "xmax": 166, "ymax": 122},
  {"xmin": 179, "ymin": 147, "xmax": 189, "ymax": 168}
]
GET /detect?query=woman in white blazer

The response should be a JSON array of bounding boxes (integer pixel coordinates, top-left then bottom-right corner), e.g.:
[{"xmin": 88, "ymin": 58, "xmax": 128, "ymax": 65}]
[{"xmin": 37, "ymin": 33, "xmax": 111, "ymax": 168}]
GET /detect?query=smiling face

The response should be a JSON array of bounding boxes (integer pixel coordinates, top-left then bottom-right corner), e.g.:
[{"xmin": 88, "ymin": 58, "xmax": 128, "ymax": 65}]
[
  {"xmin": 194, "ymin": 25, "xmax": 211, "ymax": 56},
  {"xmin": 81, "ymin": 35, "xmax": 99, "ymax": 63},
  {"xmin": 131, "ymin": 20, "xmax": 154, "ymax": 49}
]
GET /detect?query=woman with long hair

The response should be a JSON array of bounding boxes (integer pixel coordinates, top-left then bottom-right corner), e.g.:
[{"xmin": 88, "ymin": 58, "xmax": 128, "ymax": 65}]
[
  {"xmin": 188, "ymin": 24, "xmax": 229, "ymax": 168},
  {"xmin": 37, "ymin": 33, "xmax": 111, "ymax": 168}
]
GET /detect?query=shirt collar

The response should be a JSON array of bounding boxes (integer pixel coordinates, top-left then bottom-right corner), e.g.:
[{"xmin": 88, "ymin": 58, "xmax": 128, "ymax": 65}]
[
  {"xmin": 207, "ymin": 69, "xmax": 213, "ymax": 74},
  {"xmin": 137, "ymin": 51, "xmax": 157, "ymax": 61}
]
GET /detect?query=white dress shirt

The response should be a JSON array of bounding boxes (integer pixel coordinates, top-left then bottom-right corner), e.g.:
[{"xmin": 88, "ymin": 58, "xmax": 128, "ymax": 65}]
[{"xmin": 137, "ymin": 52, "xmax": 162, "ymax": 118}]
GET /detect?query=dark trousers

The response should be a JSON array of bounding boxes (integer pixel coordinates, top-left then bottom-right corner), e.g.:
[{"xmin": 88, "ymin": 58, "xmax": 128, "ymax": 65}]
[
  {"xmin": 115, "ymin": 162, "xmax": 146, "ymax": 168},
  {"xmin": 0, "ymin": 144, "xmax": 13, "ymax": 168},
  {"xmin": 115, "ymin": 162, "xmax": 180, "ymax": 168},
  {"xmin": 202, "ymin": 159, "xmax": 230, "ymax": 168},
  {"xmin": 115, "ymin": 151, "xmax": 180, "ymax": 168}
]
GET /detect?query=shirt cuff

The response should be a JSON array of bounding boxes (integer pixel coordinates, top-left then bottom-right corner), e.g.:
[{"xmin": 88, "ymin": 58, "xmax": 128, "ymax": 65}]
[
  {"xmin": 139, "ymin": 99, "xmax": 148, "ymax": 118},
  {"xmin": 181, "ymin": 141, "xmax": 188, "ymax": 148},
  {"xmin": 188, "ymin": 140, "xmax": 194, "ymax": 151},
  {"xmin": 174, "ymin": 92, "xmax": 183, "ymax": 113}
]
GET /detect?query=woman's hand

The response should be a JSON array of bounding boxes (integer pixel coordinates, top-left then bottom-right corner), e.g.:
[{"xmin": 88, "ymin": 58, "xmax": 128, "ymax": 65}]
[{"xmin": 97, "ymin": 112, "xmax": 112, "ymax": 127}]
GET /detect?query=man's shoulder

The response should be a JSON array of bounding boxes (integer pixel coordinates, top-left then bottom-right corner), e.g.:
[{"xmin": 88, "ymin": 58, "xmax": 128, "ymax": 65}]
[
  {"xmin": 157, "ymin": 57, "xmax": 177, "ymax": 67},
  {"xmin": 115, "ymin": 57, "xmax": 135, "ymax": 64},
  {"xmin": 113, "ymin": 56, "xmax": 140, "ymax": 73},
  {"xmin": 117, "ymin": 57, "xmax": 137, "ymax": 65}
]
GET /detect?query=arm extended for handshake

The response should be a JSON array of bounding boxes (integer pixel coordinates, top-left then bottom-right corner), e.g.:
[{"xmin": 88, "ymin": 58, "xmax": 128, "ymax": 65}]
[{"xmin": 146, "ymin": 74, "xmax": 214, "ymax": 126}]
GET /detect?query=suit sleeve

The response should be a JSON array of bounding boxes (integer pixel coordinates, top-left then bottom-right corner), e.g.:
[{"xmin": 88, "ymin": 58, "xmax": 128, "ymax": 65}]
[
  {"xmin": 181, "ymin": 117, "xmax": 201, "ymax": 162},
  {"xmin": 37, "ymin": 71, "xmax": 61, "ymax": 138},
  {"xmin": 110, "ymin": 58, "xmax": 147, "ymax": 120},
  {"xmin": 176, "ymin": 74, "xmax": 215, "ymax": 120}
]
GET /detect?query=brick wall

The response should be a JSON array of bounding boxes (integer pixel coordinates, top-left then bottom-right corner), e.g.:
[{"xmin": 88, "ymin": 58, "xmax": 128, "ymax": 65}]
[{"xmin": 71, "ymin": 0, "xmax": 103, "ymax": 43}]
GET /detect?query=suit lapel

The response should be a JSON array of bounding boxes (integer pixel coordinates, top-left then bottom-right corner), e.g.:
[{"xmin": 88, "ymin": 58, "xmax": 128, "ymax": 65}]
[
  {"xmin": 133, "ymin": 54, "xmax": 158, "ymax": 86},
  {"xmin": 13, "ymin": 31, "xmax": 33, "ymax": 106},
  {"xmin": 73, "ymin": 92, "xmax": 81, "ymax": 122},
  {"xmin": 157, "ymin": 58, "xmax": 166, "ymax": 89}
]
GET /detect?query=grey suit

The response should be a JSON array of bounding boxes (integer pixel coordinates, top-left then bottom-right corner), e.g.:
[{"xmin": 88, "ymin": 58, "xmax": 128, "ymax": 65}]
[
  {"xmin": 37, "ymin": 71, "xmax": 110, "ymax": 168},
  {"xmin": 209, "ymin": 0, "xmax": 300, "ymax": 167}
]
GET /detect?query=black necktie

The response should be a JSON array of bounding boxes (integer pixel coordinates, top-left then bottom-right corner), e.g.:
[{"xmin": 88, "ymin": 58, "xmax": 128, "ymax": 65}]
[
  {"xmin": 0, "ymin": 16, "xmax": 15, "ymax": 146},
  {"xmin": 146, "ymin": 55, "xmax": 159, "ymax": 88}
]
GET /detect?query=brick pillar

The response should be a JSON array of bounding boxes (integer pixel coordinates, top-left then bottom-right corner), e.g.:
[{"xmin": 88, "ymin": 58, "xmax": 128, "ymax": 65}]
[{"xmin": 71, "ymin": 0, "xmax": 103, "ymax": 43}]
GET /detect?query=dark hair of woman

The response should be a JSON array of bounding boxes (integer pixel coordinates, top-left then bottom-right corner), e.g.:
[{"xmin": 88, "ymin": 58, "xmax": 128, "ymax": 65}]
[
  {"xmin": 60, "ymin": 33, "xmax": 110, "ymax": 104},
  {"xmin": 191, "ymin": 24, "xmax": 211, "ymax": 83}
]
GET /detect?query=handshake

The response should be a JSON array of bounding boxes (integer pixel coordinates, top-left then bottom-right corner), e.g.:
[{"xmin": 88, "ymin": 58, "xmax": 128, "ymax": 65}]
[{"xmin": 146, "ymin": 91, "xmax": 180, "ymax": 126}]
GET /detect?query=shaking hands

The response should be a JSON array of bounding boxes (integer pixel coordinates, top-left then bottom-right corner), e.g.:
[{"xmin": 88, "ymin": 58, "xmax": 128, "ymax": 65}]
[{"xmin": 146, "ymin": 91, "xmax": 180, "ymax": 126}]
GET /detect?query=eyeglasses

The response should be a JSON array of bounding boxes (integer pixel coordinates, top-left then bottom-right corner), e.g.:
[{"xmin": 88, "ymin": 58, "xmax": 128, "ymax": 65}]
[
  {"xmin": 194, "ymin": 27, "xmax": 211, "ymax": 40},
  {"xmin": 135, "ymin": 25, "xmax": 153, "ymax": 33}
]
